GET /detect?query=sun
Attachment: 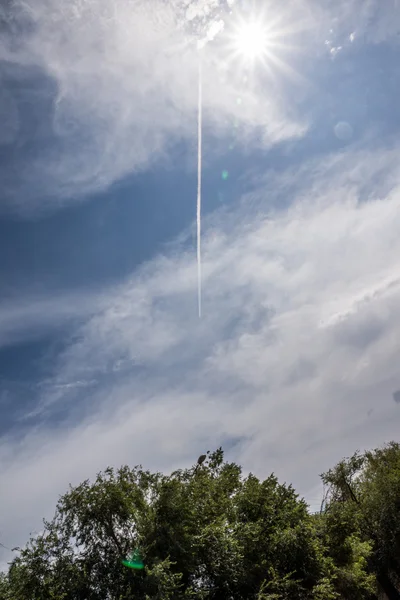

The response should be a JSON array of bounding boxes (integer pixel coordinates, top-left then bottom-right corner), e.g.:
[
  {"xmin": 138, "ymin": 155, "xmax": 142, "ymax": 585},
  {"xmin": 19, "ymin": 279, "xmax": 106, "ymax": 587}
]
[
  {"xmin": 206, "ymin": 5, "xmax": 307, "ymax": 102},
  {"xmin": 227, "ymin": 11, "xmax": 277, "ymax": 68},
  {"xmin": 234, "ymin": 21, "xmax": 269, "ymax": 61},
  {"xmin": 222, "ymin": 9, "xmax": 301, "ymax": 79}
]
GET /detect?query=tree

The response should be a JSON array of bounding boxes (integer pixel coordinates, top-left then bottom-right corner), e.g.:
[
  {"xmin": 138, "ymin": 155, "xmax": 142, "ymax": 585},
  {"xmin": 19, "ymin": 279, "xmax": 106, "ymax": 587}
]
[
  {"xmin": 320, "ymin": 442, "xmax": 400, "ymax": 600},
  {"xmin": 1, "ymin": 449, "xmax": 335, "ymax": 600},
  {"xmin": 0, "ymin": 573, "xmax": 11, "ymax": 600}
]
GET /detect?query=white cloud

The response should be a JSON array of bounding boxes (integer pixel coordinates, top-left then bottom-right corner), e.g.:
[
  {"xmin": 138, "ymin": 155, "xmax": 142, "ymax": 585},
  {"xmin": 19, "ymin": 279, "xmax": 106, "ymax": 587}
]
[
  {"xmin": 314, "ymin": 0, "xmax": 400, "ymax": 49},
  {"xmin": 2, "ymin": 141, "xmax": 400, "ymax": 566},
  {"xmin": 0, "ymin": 0, "xmax": 309, "ymax": 214}
]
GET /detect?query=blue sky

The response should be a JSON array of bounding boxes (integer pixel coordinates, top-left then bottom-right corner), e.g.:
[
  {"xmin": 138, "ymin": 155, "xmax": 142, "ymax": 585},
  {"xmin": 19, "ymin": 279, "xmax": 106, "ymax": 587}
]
[{"xmin": 1, "ymin": 0, "xmax": 400, "ymax": 565}]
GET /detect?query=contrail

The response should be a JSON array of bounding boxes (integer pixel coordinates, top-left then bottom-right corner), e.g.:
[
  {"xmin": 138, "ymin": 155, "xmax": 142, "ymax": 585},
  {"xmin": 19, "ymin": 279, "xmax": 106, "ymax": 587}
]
[{"xmin": 197, "ymin": 55, "xmax": 203, "ymax": 318}]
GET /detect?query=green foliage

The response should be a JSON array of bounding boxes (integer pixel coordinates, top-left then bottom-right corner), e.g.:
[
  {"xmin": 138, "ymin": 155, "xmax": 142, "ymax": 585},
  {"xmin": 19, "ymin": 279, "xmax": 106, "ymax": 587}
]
[
  {"xmin": 320, "ymin": 442, "xmax": 400, "ymax": 600},
  {"xmin": 1, "ymin": 442, "xmax": 400, "ymax": 600},
  {"xmin": 0, "ymin": 573, "xmax": 11, "ymax": 600}
]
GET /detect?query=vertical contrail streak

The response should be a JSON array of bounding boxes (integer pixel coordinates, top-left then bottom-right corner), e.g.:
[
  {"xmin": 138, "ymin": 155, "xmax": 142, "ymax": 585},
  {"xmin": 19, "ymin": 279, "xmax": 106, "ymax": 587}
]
[{"xmin": 197, "ymin": 55, "xmax": 203, "ymax": 318}]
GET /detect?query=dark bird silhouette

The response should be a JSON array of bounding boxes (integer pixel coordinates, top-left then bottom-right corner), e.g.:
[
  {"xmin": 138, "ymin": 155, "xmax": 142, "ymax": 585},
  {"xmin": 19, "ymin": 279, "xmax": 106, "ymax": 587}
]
[
  {"xmin": 197, "ymin": 454, "xmax": 207, "ymax": 465},
  {"xmin": 194, "ymin": 453, "xmax": 207, "ymax": 474}
]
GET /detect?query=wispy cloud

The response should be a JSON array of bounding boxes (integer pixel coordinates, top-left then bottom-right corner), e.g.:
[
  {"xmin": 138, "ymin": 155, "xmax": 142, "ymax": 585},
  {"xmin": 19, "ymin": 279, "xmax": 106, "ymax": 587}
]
[
  {"xmin": 0, "ymin": 0, "xmax": 310, "ymax": 214},
  {"xmin": 0, "ymin": 290, "xmax": 101, "ymax": 349}
]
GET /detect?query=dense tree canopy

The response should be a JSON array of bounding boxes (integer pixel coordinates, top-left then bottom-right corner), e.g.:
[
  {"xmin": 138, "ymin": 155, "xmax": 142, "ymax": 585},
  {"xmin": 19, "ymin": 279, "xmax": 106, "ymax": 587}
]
[
  {"xmin": 0, "ymin": 443, "xmax": 399, "ymax": 599},
  {"xmin": 319, "ymin": 442, "xmax": 400, "ymax": 600}
]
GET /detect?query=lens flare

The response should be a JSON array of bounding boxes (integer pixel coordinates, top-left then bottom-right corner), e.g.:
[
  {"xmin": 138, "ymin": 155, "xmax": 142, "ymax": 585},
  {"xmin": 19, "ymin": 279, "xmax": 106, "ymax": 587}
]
[{"xmin": 122, "ymin": 549, "xmax": 144, "ymax": 570}]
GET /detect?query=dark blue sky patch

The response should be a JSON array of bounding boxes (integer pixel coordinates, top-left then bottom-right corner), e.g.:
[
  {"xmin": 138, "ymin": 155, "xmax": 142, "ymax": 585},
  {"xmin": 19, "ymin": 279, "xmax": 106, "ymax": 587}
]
[{"xmin": 0, "ymin": 335, "xmax": 60, "ymax": 434}]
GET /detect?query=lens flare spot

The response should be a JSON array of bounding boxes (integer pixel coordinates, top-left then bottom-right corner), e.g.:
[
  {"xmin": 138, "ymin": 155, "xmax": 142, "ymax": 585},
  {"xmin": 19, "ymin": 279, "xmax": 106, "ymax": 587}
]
[
  {"xmin": 334, "ymin": 121, "xmax": 353, "ymax": 141},
  {"xmin": 122, "ymin": 549, "xmax": 144, "ymax": 570}
]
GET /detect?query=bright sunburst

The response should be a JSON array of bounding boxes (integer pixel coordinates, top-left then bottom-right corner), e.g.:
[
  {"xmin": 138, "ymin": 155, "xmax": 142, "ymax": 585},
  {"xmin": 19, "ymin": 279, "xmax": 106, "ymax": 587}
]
[
  {"xmin": 223, "ymin": 8, "xmax": 303, "ymax": 82},
  {"xmin": 228, "ymin": 12, "xmax": 276, "ymax": 68},
  {"xmin": 234, "ymin": 21, "xmax": 269, "ymax": 61}
]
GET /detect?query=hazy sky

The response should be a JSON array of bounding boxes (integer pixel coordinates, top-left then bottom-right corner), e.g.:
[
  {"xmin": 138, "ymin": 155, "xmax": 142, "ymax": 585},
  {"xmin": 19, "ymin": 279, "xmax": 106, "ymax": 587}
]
[{"xmin": 1, "ymin": 0, "xmax": 400, "ymax": 566}]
